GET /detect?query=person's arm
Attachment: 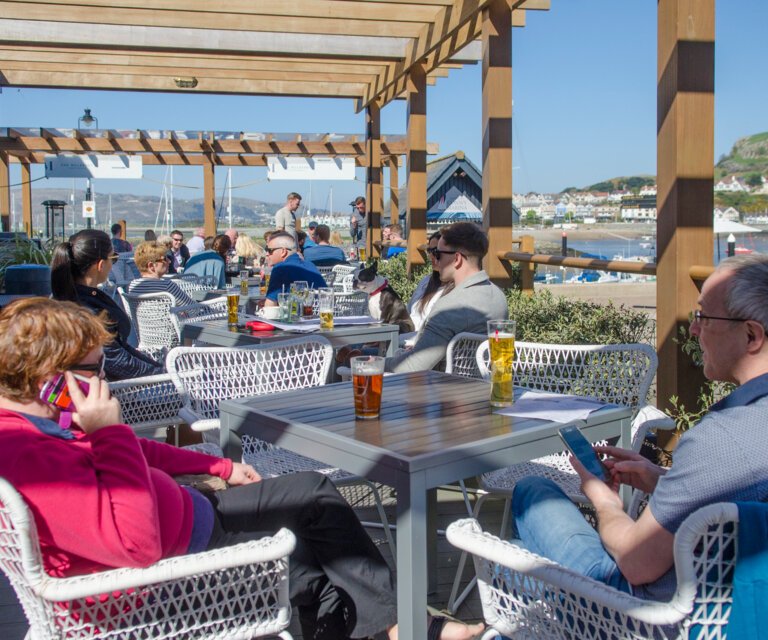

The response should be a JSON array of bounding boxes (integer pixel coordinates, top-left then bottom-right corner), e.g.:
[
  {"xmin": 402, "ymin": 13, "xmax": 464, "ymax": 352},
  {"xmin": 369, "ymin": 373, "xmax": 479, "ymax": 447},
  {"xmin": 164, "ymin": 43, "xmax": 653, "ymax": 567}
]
[
  {"xmin": 573, "ymin": 456, "xmax": 675, "ymax": 585},
  {"xmin": 139, "ymin": 438, "xmax": 233, "ymax": 479},
  {"xmin": 385, "ymin": 307, "xmax": 454, "ymax": 372}
]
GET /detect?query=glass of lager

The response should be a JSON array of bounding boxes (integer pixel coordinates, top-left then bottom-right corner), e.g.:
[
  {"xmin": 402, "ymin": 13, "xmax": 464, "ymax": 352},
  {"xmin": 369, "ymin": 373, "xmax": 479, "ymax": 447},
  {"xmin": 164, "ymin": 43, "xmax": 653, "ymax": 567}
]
[
  {"xmin": 351, "ymin": 356, "xmax": 385, "ymax": 420},
  {"xmin": 487, "ymin": 320, "xmax": 516, "ymax": 407},
  {"xmin": 226, "ymin": 290, "xmax": 240, "ymax": 326},
  {"xmin": 318, "ymin": 287, "xmax": 334, "ymax": 330},
  {"xmin": 239, "ymin": 270, "xmax": 250, "ymax": 296},
  {"xmin": 358, "ymin": 246, "xmax": 367, "ymax": 262}
]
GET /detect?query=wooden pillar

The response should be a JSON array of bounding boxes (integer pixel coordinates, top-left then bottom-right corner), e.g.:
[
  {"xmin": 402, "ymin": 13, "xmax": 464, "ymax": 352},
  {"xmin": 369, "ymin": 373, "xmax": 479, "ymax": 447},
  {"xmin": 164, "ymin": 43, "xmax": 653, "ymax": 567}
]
[
  {"xmin": 118, "ymin": 218, "xmax": 127, "ymax": 242},
  {"xmin": 366, "ymin": 101, "xmax": 383, "ymax": 257},
  {"xmin": 481, "ymin": 0, "xmax": 514, "ymax": 287},
  {"xmin": 203, "ymin": 155, "xmax": 216, "ymax": 237},
  {"xmin": 656, "ymin": 0, "xmax": 714, "ymax": 421},
  {"xmin": 388, "ymin": 156, "xmax": 400, "ymax": 229},
  {"xmin": 21, "ymin": 161, "xmax": 33, "ymax": 237},
  {"xmin": 0, "ymin": 152, "xmax": 10, "ymax": 232},
  {"xmin": 405, "ymin": 63, "xmax": 427, "ymax": 274}
]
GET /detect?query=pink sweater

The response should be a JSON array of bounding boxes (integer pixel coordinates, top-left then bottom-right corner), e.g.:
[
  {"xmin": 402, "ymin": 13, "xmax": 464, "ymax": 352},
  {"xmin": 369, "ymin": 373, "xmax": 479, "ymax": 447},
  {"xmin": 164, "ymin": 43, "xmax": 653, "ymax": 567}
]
[{"xmin": 0, "ymin": 410, "xmax": 232, "ymax": 577}]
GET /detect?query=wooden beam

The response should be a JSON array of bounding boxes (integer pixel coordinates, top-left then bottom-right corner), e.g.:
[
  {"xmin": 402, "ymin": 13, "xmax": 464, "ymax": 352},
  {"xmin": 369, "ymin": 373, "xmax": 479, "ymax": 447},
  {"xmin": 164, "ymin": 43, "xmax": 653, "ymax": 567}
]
[
  {"xmin": 366, "ymin": 101, "xmax": 383, "ymax": 258},
  {"xmin": 655, "ymin": 0, "xmax": 714, "ymax": 420},
  {"xmin": 389, "ymin": 156, "xmax": 400, "ymax": 228},
  {"xmin": 405, "ymin": 64, "xmax": 428, "ymax": 274},
  {"xmin": 202, "ymin": 155, "xmax": 216, "ymax": 237},
  {"xmin": 482, "ymin": 0, "xmax": 514, "ymax": 286},
  {"xmin": 0, "ymin": 151, "xmax": 9, "ymax": 231},
  {"xmin": 21, "ymin": 160, "xmax": 32, "ymax": 237}
]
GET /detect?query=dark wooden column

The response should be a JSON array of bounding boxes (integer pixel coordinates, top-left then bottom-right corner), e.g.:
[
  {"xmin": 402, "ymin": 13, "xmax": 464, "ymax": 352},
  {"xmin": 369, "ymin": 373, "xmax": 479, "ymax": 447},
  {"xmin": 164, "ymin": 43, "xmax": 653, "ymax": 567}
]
[
  {"xmin": 388, "ymin": 156, "xmax": 400, "ymax": 227},
  {"xmin": 0, "ymin": 151, "xmax": 10, "ymax": 232},
  {"xmin": 203, "ymin": 155, "xmax": 216, "ymax": 237},
  {"xmin": 21, "ymin": 160, "xmax": 33, "ymax": 237},
  {"xmin": 481, "ymin": 0, "xmax": 514, "ymax": 286},
  {"xmin": 656, "ymin": 0, "xmax": 714, "ymax": 422},
  {"xmin": 366, "ymin": 101, "xmax": 383, "ymax": 257},
  {"xmin": 406, "ymin": 62, "xmax": 427, "ymax": 274}
]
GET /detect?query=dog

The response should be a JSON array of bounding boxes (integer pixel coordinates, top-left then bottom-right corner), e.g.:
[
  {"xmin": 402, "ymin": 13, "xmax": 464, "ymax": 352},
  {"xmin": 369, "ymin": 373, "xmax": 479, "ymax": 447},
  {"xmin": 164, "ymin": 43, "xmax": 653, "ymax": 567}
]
[{"xmin": 353, "ymin": 261, "xmax": 414, "ymax": 334}]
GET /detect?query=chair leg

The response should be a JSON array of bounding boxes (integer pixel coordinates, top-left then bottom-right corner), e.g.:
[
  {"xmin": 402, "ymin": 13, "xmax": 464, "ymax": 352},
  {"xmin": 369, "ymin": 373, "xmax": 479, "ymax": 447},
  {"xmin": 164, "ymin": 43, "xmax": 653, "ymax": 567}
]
[{"xmin": 447, "ymin": 491, "xmax": 490, "ymax": 614}]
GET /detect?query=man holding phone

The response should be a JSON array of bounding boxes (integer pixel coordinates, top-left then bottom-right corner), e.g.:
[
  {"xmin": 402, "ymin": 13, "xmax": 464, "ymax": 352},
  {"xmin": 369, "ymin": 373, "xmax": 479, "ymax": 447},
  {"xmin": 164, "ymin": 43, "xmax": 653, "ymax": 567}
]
[{"xmin": 512, "ymin": 255, "xmax": 768, "ymax": 600}]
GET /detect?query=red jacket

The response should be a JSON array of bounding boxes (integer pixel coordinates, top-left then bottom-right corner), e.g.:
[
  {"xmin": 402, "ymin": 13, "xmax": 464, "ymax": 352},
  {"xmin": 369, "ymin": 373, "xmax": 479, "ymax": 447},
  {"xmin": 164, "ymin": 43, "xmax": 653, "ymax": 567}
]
[{"xmin": 0, "ymin": 410, "xmax": 232, "ymax": 577}]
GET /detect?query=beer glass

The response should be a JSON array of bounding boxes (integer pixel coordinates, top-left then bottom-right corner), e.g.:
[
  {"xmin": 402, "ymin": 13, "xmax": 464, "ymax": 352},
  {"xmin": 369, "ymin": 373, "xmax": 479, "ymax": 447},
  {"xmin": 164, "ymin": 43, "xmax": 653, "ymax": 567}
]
[
  {"xmin": 487, "ymin": 320, "xmax": 516, "ymax": 407},
  {"xmin": 351, "ymin": 356, "xmax": 385, "ymax": 420},
  {"xmin": 226, "ymin": 290, "xmax": 240, "ymax": 326},
  {"xmin": 318, "ymin": 287, "xmax": 334, "ymax": 329},
  {"xmin": 260, "ymin": 266, "xmax": 271, "ymax": 295},
  {"xmin": 239, "ymin": 270, "xmax": 250, "ymax": 296},
  {"xmin": 358, "ymin": 246, "xmax": 367, "ymax": 262}
]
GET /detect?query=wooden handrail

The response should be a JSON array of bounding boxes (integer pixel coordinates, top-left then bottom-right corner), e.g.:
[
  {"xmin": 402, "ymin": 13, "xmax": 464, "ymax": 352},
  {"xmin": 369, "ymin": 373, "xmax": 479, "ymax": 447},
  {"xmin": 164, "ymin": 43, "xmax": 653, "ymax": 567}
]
[
  {"xmin": 499, "ymin": 251, "xmax": 657, "ymax": 275},
  {"xmin": 689, "ymin": 264, "xmax": 714, "ymax": 282}
]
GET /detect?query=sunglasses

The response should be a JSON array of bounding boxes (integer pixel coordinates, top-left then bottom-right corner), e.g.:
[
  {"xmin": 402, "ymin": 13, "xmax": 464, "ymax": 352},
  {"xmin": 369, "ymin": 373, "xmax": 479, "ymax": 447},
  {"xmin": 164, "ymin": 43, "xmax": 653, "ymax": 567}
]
[
  {"xmin": 71, "ymin": 354, "xmax": 106, "ymax": 376},
  {"xmin": 171, "ymin": 237, "xmax": 183, "ymax": 242},
  {"xmin": 266, "ymin": 246, "xmax": 284, "ymax": 254},
  {"xmin": 426, "ymin": 247, "xmax": 460, "ymax": 260},
  {"xmin": 108, "ymin": 254, "xmax": 120, "ymax": 263},
  {"xmin": 692, "ymin": 310, "xmax": 748, "ymax": 325}
]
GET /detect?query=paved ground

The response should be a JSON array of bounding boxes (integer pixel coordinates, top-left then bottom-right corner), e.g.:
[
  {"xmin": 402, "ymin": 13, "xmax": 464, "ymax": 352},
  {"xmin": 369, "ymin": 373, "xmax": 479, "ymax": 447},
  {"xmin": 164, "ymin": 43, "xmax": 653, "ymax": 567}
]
[{"xmin": 540, "ymin": 281, "xmax": 657, "ymax": 317}]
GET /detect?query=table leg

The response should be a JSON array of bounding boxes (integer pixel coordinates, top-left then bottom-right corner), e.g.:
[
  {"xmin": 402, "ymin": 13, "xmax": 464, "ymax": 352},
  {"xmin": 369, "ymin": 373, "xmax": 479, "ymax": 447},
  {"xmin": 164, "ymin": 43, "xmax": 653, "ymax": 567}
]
[
  {"xmin": 618, "ymin": 414, "xmax": 632, "ymax": 508},
  {"xmin": 427, "ymin": 488, "xmax": 438, "ymax": 594},
  {"xmin": 396, "ymin": 472, "xmax": 428, "ymax": 639}
]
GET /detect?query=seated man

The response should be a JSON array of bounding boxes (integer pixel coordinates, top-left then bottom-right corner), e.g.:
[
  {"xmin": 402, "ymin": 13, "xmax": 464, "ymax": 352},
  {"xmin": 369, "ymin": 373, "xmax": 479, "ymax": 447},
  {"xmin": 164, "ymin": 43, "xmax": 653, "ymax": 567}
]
[
  {"xmin": 128, "ymin": 240, "xmax": 197, "ymax": 307},
  {"xmin": 165, "ymin": 229, "xmax": 190, "ymax": 274},
  {"xmin": 303, "ymin": 224, "xmax": 347, "ymax": 266},
  {"xmin": 385, "ymin": 222, "xmax": 508, "ymax": 372},
  {"xmin": 110, "ymin": 223, "xmax": 132, "ymax": 253},
  {"xmin": 512, "ymin": 254, "xmax": 768, "ymax": 601},
  {"xmin": 263, "ymin": 231, "xmax": 327, "ymax": 307},
  {"xmin": 385, "ymin": 223, "xmax": 407, "ymax": 259}
]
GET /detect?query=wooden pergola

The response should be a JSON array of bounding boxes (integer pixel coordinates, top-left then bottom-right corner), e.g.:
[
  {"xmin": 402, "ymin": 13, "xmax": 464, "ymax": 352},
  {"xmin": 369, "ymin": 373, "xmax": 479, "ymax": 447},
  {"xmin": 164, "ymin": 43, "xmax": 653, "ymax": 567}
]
[{"xmin": 0, "ymin": 0, "xmax": 715, "ymax": 491}]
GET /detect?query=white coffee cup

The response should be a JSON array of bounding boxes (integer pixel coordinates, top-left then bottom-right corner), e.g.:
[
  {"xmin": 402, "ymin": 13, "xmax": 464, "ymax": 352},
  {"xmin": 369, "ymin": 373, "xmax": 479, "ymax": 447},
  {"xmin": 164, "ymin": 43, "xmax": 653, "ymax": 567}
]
[{"xmin": 261, "ymin": 306, "xmax": 282, "ymax": 320}]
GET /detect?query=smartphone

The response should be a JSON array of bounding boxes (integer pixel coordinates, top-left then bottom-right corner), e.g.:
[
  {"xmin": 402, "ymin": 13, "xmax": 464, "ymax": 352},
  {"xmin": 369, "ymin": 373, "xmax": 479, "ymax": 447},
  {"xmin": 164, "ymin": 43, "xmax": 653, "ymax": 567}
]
[
  {"xmin": 558, "ymin": 424, "xmax": 608, "ymax": 481},
  {"xmin": 39, "ymin": 374, "xmax": 90, "ymax": 411}
]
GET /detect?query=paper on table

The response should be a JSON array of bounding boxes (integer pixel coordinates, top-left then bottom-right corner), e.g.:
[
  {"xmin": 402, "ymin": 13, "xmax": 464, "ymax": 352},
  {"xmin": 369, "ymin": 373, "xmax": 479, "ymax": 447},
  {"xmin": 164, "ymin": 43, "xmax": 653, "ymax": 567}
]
[
  {"xmin": 242, "ymin": 315, "xmax": 319, "ymax": 333},
  {"xmin": 493, "ymin": 391, "xmax": 607, "ymax": 423}
]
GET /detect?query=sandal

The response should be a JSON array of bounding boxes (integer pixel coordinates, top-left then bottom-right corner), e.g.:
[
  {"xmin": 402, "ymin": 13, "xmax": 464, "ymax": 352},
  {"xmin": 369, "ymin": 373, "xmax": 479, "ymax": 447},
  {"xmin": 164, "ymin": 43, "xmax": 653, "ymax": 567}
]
[{"xmin": 428, "ymin": 615, "xmax": 448, "ymax": 640}]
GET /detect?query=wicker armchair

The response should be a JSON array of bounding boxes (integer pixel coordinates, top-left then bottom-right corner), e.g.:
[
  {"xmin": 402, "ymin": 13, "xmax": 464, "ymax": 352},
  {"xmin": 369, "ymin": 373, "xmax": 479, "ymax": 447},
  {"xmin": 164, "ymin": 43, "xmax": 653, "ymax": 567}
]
[
  {"xmin": 118, "ymin": 290, "xmax": 178, "ymax": 362},
  {"xmin": 166, "ymin": 339, "xmax": 396, "ymax": 552},
  {"xmin": 0, "ymin": 477, "xmax": 295, "ymax": 640},
  {"xmin": 108, "ymin": 373, "xmax": 184, "ymax": 441},
  {"xmin": 309, "ymin": 290, "xmax": 368, "ymax": 317},
  {"xmin": 447, "ymin": 503, "xmax": 741, "ymax": 640},
  {"xmin": 331, "ymin": 264, "xmax": 357, "ymax": 293},
  {"xmin": 173, "ymin": 273, "xmax": 219, "ymax": 295}
]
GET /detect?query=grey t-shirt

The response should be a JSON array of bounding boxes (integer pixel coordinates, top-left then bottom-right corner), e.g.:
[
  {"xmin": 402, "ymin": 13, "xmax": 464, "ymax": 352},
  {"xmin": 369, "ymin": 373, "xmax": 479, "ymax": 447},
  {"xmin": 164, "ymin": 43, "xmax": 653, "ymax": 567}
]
[
  {"xmin": 275, "ymin": 206, "xmax": 298, "ymax": 242},
  {"xmin": 634, "ymin": 391, "xmax": 768, "ymax": 600}
]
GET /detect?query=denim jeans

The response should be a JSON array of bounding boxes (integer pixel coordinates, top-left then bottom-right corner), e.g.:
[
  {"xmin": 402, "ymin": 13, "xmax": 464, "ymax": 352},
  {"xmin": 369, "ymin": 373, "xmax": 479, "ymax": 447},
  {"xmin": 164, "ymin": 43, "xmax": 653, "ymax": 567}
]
[{"xmin": 511, "ymin": 476, "xmax": 632, "ymax": 593}]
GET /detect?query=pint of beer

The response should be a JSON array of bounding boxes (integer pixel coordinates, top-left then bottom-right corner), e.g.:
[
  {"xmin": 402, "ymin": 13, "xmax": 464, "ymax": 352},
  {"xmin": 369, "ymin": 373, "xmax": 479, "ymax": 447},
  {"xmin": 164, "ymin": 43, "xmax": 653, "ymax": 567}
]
[
  {"xmin": 487, "ymin": 320, "xmax": 516, "ymax": 407},
  {"xmin": 358, "ymin": 246, "xmax": 367, "ymax": 262},
  {"xmin": 227, "ymin": 291, "xmax": 240, "ymax": 326},
  {"xmin": 351, "ymin": 356, "xmax": 385, "ymax": 419},
  {"xmin": 318, "ymin": 287, "xmax": 334, "ymax": 329},
  {"xmin": 239, "ymin": 270, "xmax": 250, "ymax": 296}
]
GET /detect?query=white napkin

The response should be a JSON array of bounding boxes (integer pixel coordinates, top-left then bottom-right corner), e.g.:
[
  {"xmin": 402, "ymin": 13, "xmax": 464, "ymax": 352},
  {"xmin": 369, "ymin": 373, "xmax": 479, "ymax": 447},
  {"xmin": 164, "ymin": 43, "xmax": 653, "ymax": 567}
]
[{"xmin": 493, "ymin": 391, "xmax": 607, "ymax": 423}]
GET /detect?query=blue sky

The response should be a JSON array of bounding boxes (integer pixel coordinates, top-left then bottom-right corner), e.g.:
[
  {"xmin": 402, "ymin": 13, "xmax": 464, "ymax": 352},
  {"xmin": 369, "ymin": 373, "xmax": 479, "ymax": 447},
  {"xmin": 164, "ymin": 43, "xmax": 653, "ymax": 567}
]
[{"xmin": 2, "ymin": 0, "xmax": 767, "ymax": 211}]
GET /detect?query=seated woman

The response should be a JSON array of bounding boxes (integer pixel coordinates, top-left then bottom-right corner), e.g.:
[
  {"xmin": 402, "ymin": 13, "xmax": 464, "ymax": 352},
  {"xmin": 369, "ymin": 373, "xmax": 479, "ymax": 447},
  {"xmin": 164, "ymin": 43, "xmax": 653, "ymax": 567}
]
[
  {"xmin": 183, "ymin": 234, "xmax": 230, "ymax": 289},
  {"xmin": 128, "ymin": 240, "xmax": 197, "ymax": 306},
  {"xmin": 51, "ymin": 229, "xmax": 164, "ymax": 381},
  {"xmin": 0, "ymin": 297, "xmax": 482, "ymax": 640},
  {"xmin": 234, "ymin": 233, "xmax": 265, "ymax": 268}
]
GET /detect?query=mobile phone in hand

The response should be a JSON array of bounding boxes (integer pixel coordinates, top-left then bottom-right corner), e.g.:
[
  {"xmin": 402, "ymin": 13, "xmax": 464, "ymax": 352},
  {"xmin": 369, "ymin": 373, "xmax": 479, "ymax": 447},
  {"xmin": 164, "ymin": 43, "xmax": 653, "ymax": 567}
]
[
  {"xmin": 39, "ymin": 373, "xmax": 90, "ymax": 411},
  {"xmin": 558, "ymin": 424, "xmax": 608, "ymax": 481}
]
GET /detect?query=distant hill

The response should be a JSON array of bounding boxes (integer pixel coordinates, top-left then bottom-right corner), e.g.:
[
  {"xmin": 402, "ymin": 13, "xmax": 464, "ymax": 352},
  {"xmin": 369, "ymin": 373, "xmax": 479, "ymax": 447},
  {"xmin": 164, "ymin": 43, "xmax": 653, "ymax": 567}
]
[
  {"xmin": 716, "ymin": 131, "xmax": 768, "ymax": 179},
  {"xmin": 560, "ymin": 175, "xmax": 655, "ymax": 194}
]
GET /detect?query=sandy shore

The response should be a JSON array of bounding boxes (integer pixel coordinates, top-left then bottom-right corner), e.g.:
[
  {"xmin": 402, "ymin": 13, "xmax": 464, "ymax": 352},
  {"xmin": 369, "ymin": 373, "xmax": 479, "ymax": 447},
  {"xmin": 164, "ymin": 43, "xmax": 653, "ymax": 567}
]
[{"xmin": 517, "ymin": 223, "xmax": 656, "ymax": 244}]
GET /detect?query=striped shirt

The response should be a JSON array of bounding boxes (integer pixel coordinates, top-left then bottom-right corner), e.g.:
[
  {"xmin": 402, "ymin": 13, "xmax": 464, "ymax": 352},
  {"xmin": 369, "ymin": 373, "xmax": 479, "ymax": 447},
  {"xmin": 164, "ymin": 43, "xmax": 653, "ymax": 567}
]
[{"xmin": 127, "ymin": 277, "xmax": 197, "ymax": 307}]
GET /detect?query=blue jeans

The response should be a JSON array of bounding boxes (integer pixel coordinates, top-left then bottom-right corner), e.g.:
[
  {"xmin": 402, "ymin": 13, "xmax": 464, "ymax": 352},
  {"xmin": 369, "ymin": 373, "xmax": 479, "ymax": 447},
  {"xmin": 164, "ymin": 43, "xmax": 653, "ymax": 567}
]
[{"xmin": 511, "ymin": 476, "xmax": 632, "ymax": 593}]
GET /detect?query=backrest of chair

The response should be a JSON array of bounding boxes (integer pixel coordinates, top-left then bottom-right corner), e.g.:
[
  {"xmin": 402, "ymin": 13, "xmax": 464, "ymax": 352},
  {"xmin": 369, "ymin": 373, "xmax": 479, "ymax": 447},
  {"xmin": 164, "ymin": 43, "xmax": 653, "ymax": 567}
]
[
  {"xmin": 477, "ymin": 341, "xmax": 657, "ymax": 412},
  {"xmin": 446, "ymin": 332, "xmax": 488, "ymax": 379},
  {"xmin": 333, "ymin": 291, "xmax": 368, "ymax": 316},
  {"xmin": 166, "ymin": 337, "xmax": 334, "ymax": 420},
  {"xmin": 170, "ymin": 301, "xmax": 228, "ymax": 332},
  {"xmin": 332, "ymin": 265, "xmax": 357, "ymax": 293},
  {"xmin": 121, "ymin": 291, "xmax": 179, "ymax": 360},
  {"xmin": 0, "ymin": 478, "xmax": 55, "ymax": 636},
  {"xmin": 108, "ymin": 254, "xmax": 140, "ymax": 287},
  {"xmin": 316, "ymin": 265, "xmax": 336, "ymax": 284}
]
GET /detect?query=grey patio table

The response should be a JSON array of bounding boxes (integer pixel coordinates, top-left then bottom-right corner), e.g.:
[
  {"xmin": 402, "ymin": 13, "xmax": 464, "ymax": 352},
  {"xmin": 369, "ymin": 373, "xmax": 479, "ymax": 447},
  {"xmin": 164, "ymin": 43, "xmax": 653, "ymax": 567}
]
[{"xmin": 219, "ymin": 370, "xmax": 632, "ymax": 640}]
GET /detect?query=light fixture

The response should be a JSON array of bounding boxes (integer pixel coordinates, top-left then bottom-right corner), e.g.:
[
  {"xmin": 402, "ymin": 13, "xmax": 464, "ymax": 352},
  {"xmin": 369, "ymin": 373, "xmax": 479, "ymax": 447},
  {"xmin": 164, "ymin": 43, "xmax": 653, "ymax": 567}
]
[
  {"xmin": 174, "ymin": 77, "xmax": 198, "ymax": 88},
  {"xmin": 77, "ymin": 108, "xmax": 98, "ymax": 130}
]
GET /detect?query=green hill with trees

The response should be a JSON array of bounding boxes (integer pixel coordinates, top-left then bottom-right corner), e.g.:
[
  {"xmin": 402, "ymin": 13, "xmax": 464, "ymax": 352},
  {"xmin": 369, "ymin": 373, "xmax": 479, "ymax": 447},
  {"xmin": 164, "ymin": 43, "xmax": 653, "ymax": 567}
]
[{"xmin": 716, "ymin": 131, "xmax": 768, "ymax": 180}]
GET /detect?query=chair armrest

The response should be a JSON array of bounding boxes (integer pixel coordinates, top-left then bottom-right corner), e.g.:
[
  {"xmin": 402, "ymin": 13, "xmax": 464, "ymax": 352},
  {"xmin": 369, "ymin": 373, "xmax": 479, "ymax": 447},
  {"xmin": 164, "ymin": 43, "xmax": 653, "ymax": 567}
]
[
  {"xmin": 177, "ymin": 407, "xmax": 220, "ymax": 433},
  {"xmin": 35, "ymin": 529, "xmax": 296, "ymax": 602},
  {"xmin": 109, "ymin": 374, "xmax": 183, "ymax": 430}
]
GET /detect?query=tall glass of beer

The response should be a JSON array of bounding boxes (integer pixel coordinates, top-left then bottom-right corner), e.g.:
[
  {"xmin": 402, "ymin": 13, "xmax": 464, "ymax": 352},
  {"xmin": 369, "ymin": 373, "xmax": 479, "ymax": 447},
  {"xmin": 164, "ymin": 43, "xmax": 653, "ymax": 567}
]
[
  {"xmin": 358, "ymin": 246, "xmax": 367, "ymax": 262},
  {"xmin": 351, "ymin": 356, "xmax": 385, "ymax": 419},
  {"xmin": 318, "ymin": 287, "xmax": 334, "ymax": 329},
  {"xmin": 227, "ymin": 290, "xmax": 240, "ymax": 326},
  {"xmin": 239, "ymin": 270, "xmax": 250, "ymax": 296},
  {"xmin": 487, "ymin": 320, "xmax": 516, "ymax": 407}
]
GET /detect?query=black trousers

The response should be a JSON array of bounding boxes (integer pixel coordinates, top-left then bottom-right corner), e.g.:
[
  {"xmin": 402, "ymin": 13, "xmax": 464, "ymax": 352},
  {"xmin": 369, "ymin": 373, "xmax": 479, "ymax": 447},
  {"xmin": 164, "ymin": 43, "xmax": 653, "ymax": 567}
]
[{"xmin": 206, "ymin": 472, "xmax": 397, "ymax": 640}]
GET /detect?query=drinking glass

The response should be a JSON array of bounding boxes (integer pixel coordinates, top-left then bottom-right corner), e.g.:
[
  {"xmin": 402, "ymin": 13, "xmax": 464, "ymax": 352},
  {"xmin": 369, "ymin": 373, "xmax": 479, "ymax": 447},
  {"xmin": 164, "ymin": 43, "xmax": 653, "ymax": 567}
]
[
  {"xmin": 358, "ymin": 246, "xmax": 367, "ymax": 262},
  {"xmin": 260, "ymin": 266, "xmax": 271, "ymax": 295},
  {"xmin": 226, "ymin": 290, "xmax": 240, "ymax": 326},
  {"xmin": 350, "ymin": 356, "xmax": 385, "ymax": 420},
  {"xmin": 277, "ymin": 292, "xmax": 292, "ymax": 322},
  {"xmin": 239, "ymin": 270, "xmax": 250, "ymax": 296},
  {"xmin": 487, "ymin": 320, "xmax": 516, "ymax": 407},
  {"xmin": 318, "ymin": 287, "xmax": 334, "ymax": 329}
]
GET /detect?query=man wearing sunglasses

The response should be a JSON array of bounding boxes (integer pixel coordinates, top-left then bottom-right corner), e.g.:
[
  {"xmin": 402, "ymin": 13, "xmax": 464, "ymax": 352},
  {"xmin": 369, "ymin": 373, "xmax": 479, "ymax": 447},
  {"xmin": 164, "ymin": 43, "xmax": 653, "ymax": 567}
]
[
  {"xmin": 385, "ymin": 222, "xmax": 508, "ymax": 373},
  {"xmin": 511, "ymin": 254, "xmax": 768, "ymax": 605},
  {"xmin": 165, "ymin": 229, "xmax": 190, "ymax": 274},
  {"xmin": 262, "ymin": 232, "xmax": 327, "ymax": 307}
]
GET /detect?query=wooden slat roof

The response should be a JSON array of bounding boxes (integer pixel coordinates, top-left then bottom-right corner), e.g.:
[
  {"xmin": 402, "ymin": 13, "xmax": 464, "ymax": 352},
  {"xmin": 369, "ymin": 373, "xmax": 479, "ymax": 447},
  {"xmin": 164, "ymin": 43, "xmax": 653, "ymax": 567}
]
[{"xmin": 0, "ymin": 0, "xmax": 549, "ymax": 110}]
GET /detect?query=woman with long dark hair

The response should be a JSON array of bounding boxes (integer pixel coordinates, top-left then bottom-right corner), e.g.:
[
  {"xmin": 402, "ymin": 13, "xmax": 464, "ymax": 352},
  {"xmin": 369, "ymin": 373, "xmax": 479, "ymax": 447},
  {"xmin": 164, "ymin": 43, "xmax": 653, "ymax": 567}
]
[
  {"xmin": 408, "ymin": 230, "xmax": 454, "ymax": 332},
  {"xmin": 51, "ymin": 229, "xmax": 164, "ymax": 381}
]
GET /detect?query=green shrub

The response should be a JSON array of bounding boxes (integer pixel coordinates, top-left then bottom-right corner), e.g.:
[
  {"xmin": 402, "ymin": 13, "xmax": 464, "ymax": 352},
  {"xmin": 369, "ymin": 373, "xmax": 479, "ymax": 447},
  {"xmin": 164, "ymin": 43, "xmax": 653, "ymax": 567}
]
[{"xmin": 0, "ymin": 236, "xmax": 56, "ymax": 292}]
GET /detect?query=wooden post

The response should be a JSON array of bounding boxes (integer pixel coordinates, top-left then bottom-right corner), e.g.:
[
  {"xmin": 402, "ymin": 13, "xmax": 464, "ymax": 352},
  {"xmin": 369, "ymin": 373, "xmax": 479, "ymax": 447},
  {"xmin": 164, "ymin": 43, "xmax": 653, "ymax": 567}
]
[
  {"xmin": 656, "ymin": 0, "xmax": 714, "ymax": 426},
  {"xmin": 0, "ymin": 151, "xmax": 10, "ymax": 232},
  {"xmin": 203, "ymin": 155, "xmax": 216, "ymax": 237},
  {"xmin": 406, "ymin": 63, "xmax": 427, "ymax": 274},
  {"xmin": 389, "ymin": 156, "xmax": 400, "ymax": 231},
  {"xmin": 481, "ymin": 0, "xmax": 514, "ymax": 287},
  {"xmin": 366, "ymin": 101, "xmax": 383, "ymax": 258},
  {"xmin": 21, "ymin": 161, "xmax": 33, "ymax": 237},
  {"xmin": 519, "ymin": 234, "xmax": 535, "ymax": 294},
  {"xmin": 118, "ymin": 218, "xmax": 127, "ymax": 243}
]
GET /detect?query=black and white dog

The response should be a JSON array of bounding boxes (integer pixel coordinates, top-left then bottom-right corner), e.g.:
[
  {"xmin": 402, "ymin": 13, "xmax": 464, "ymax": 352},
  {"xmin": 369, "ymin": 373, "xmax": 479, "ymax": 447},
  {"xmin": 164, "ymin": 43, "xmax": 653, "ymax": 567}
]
[{"xmin": 353, "ymin": 261, "xmax": 414, "ymax": 334}]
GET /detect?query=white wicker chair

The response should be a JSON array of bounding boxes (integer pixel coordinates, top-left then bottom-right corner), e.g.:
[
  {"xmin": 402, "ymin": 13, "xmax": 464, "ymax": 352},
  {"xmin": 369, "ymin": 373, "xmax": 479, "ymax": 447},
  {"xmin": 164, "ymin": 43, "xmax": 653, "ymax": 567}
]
[
  {"xmin": 165, "ymin": 340, "xmax": 396, "ymax": 552},
  {"xmin": 173, "ymin": 273, "xmax": 219, "ymax": 295},
  {"xmin": 447, "ymin": 502, "xmax": 741, "ymax": 640},
  {"xmin": 315, "ymin": 265, "xmax": 336, "ymax": 285},
  {"xmin": 448, "ymin": 341, "xmax": 674, "ymax": 613},
  {"xmin": 331, "ymin": 265, "xmax": 357, "ymax": 293},
  {"xmin": 0, "ymin": 477, "xmax": 295, "ymax": 640},
  {"xmin": 118, "ymin": 290, "xmax": 179, "ymax": 362},
  {"xmin": 108, "ymin": 373, "xmax": 184, "ymax": 441},
  {"xmin": 445, "ymin": 332, "xmax": 488, "ymax": 379},
  {"xmin": 310, "ymin": 290, "xmax": 368, "ymax": 317}
]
